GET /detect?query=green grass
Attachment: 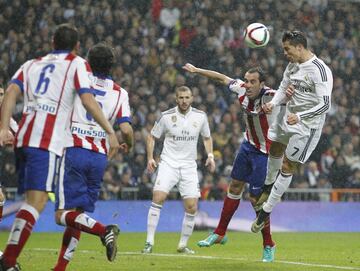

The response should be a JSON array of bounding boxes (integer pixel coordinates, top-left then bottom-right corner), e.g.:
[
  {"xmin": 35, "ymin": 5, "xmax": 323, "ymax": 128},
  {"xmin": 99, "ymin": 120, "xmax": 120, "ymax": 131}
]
[{"xmin": 0, "ymin": 231, "xmax": 359, "ymax": 270}]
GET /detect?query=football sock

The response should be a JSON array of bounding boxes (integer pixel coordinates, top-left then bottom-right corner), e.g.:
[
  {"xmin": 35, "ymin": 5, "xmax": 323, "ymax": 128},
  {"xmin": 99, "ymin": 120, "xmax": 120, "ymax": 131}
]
[
  {"xmin": 60, "ymin": 211, "xmax": 106, "ymax": 236},
  {"xmin": 53, "ymin": 227, "xmax": 81, "ymax": 271},
  {"xmin": 214, "ymin": 193, "xmax": 241, "ymax": 236},
  {"xmin": 260, "ymin": 213, "xmax": 275, "ymax": 247},
  {"xmin": 178, "ymin": 212, "xmax": 196, "ymax": 248},
  {"xmin": 0, "ymin": 199, "xmax": 5, "ymax": 221},
  {"xmin": 263, "ymin": 171, "xmax": 293, "ymax": 213},
  {"xmin": 146, "ymin": 202, "xmax": 162, "ymax": 245},
  {"xmin": 264, "ymin": 155, "xmax": 283, "ymax": 185},
  {"xmin": 3, "ymin": 203, "xmax": 39, "ymax": 268}
]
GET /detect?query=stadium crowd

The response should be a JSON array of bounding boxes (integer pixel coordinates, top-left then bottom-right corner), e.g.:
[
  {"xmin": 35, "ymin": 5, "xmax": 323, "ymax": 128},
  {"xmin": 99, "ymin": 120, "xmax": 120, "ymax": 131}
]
[{"xmin": 0, "ymin": 0, "xmax": 359, "ymax": 201}]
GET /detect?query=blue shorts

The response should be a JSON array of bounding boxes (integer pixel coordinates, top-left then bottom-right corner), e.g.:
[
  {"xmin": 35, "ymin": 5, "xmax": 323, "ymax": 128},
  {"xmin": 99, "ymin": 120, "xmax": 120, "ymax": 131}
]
[
  {"xmin": 231, "ymin": 140, "xmax": 268, "ymax": 196},
  {"xmin": 15, "ymin": 147, "xmax": 60, "ymax": 194},
  {"xmin": 55, "ymin": 147, "xmax": 107, "ymax": 212}
]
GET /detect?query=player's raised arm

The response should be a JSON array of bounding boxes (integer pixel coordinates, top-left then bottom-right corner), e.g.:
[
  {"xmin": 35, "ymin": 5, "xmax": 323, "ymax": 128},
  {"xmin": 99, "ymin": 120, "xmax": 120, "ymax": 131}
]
[
  {"xmin": 182, "ymin": 63, "xmax": 233, "ymax": 85},
  {"xmin": 146, "ymin": 134, "xmax": 157, "ymax": 173}
]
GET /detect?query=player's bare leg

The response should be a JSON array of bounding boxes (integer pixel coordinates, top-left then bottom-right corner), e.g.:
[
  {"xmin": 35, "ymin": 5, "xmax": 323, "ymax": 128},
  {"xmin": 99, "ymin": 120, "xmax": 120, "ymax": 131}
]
[
  {"xmin": 1, "ymin": 190, "xmax": 48, "ymax": 270},
  {"xmin": 142, "ymin": 190, "xmax": 167, "ymax": 253},
  {"xmin": 254, "ymin": 142, "xmax": 286, "ymax": 211},
  {"xmin": 177, "ymin": 197, "xmax": 197, "ymax": 254},
  {"xmin": 198, "ymin": 179, "xmax": 245, "ymax": 247},
  {"xmin": 252, "ymin": 157, "xmax": 299, "ymax": 233}
]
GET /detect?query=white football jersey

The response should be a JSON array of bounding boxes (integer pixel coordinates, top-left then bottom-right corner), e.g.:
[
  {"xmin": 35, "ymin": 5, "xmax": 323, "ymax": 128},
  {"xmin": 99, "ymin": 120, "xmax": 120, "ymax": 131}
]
[
  {"xmin": 275, "ymin": 55, "xmax": 333, "ymax": 128},
  {"xmin": 66, "ymin": 74, "xmax": 131, "ymax": 154},
  {"xmin": 151, "ymin": 106, "xmax": 211, "ymax": 168},
  {"xmin": 11, "ymin": 51, "xmax": 93, "ymax": 156},
  {"xmin": 229, "ymin": 79, "xmax": 279, "ymax": 154}
]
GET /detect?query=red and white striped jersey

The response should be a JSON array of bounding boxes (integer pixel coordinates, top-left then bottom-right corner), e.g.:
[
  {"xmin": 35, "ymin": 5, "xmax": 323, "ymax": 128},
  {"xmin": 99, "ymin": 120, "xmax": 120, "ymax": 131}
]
[
  {"xmin": 66, "ymin": 74, "xmax": 131, "ymax": 154},
  {"xmin": 10, "ymin": 51, "xmax": 93, "ymax": 156},
  {"xmin": 228, "ymin": 79, "xmax": 278, "ymax": 154}
]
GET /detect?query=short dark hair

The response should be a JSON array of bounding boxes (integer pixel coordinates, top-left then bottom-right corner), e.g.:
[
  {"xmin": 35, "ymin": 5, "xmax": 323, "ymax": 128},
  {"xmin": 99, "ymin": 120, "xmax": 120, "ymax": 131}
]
[
  {"xmin": 175, "ymin": 86, "xmax": 192, "ymax": 96},
  {"xmin": 282, "ymin": 30, "xmax": 307, "ymax": 48},
  {"xmin": 247, "ymin": 66, "xmax": 266, "ymax": 83},
  {"xmin": 53, "ymin": 24, "xmax": 79, "ymax": 51},
  {"xmin": 87, "ymin": 43, "xmax": 115, "ymax": 76}
]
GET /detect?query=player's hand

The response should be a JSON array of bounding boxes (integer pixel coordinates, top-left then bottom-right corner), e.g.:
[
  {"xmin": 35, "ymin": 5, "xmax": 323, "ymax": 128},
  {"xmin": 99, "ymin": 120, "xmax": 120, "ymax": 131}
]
[
  {"xmin": 286, "ymin": 113, "xmax": 299, "ymax": 125},
  {"xmin": 262, "ymin": 102, "xmax": 274, "ymax": 114},
  {"xmin": 285, "ymin": 85, "xmax": 295, "ymax": 98},
  {"xmin": 205, "ymin": 156, "xmax": 216, "ymax": 173},
  {"xmin": 182, "ymin": 63, "xmax": 198, "ymax": 73},
  {"xmin": 147, "ymin": 159, "xmax": 157, "ymax": 174},
  {"xmin": 119, "ymin": 143, "xmax": 130, "ymax": 154},
  {"xmin": 0, "ymin": 129, "xmax": 14, "ymax": 146},
  {"xmin": 107, "ymin": 133, "xmax": 120, "ymax": 160}
]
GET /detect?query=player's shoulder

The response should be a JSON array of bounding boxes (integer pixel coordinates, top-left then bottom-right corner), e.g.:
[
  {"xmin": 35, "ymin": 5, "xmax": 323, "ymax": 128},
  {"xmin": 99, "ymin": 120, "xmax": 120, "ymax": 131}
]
[
  {"xmin": 161, "ymin": 107, "xmax": 177, "ymax": 116},
  {"xmin": 229, "ymin": 78, "xmax": 245, "ymax": 88},
  {"xmin": 309, "ymin": 56, "xmax": 332, "ymax": 81},
  {"xmin": 191, "ymin": 107, "xmax": 206, "ymax": 115}
]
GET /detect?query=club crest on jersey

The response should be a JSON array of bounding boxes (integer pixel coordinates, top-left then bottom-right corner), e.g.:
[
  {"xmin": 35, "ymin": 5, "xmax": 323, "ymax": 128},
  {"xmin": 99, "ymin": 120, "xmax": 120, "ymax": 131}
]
[{"xmin": 171, "ymin": 116, "xmax": 177, "ymax": 122}]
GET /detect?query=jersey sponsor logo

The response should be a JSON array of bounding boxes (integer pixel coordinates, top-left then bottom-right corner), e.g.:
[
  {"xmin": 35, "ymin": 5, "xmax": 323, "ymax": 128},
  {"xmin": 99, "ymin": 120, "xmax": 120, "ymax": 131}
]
[
  {"xmin": 173, "ymin": 131, "xmax": 197, "ymax": 141},
  {"xmin": 33, "ymin": 98, "xmax": 58, "ymax": 115},
  {"xmin": 71, "ymin": 123, "xmax": 107, "ymax": 139},
  {"xmin": 291, "ymin": 79, "xmax": 313, "ymax": 93}
]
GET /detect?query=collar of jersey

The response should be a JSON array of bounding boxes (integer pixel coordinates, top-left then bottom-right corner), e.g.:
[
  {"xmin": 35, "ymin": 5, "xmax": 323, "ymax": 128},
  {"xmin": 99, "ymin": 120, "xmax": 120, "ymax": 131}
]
[
  {"xmin": 93, "ymin": 73, "xmax": 112, "ymax": 80},
  {"xmin": 176, "ymin": 106, "xmax": 192, "ymax": 117},
  {"xmin": 51, "ymin": 50, "xmax": 71, "ymax": 54}
]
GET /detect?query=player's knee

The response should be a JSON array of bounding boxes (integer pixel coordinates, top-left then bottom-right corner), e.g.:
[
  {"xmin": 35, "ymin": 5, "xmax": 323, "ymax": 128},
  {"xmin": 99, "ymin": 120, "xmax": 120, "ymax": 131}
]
[
  {"xmin": 281, "ymin": 158, "xmax": 299, "ymax": 174},
  {"xmin": 229, "ymin": 180, "xmax": 244, "ymax": 195},
  {"xmin": 55, "ymin": 210, "xmax": 64, "ymax": 225},
  {"xmin": 0, "ymin": 191, "xmax": 5, "ymax": 203},
  {"xmin": 248, "ymin": 195, "xmax": 258, "ymax": 206},
  {"xmin": 184, "ymin": 203, "xmax": 197, "ymax": 214}
]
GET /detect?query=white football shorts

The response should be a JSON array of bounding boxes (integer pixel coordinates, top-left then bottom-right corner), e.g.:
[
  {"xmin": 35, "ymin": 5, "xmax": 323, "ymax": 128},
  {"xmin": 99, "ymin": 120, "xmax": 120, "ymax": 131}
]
[
  {"xmin": 153, "ymin": 160, "xmax": 200, "ymax": 198},
  {"xmin": 268, "ymin": 109, "xmax": 323, "ymax": 164}
]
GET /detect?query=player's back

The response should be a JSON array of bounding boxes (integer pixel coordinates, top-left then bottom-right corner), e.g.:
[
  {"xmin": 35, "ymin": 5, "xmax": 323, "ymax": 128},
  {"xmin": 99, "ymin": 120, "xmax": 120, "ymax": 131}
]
[
  {"xmin": 67, "ymin": 74, "xmax": 130, "ymax": 154},
  {"xmin": 13, "ymin": 51, "xmax": 92, "ymax": 155}
]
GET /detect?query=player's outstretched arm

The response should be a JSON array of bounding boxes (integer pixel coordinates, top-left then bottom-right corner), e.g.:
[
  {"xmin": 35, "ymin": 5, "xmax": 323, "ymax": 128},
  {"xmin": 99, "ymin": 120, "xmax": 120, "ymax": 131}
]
[
  {"xmin": 182, "ymin": 63, "xmax": 233, "ymax": 85},
  {"xmin": 203, "ymin": 136, "xmax": 215, "ymax": 173},
  {"xmin": 119, "ymin": 122, "xmax": 134, "ymax": 154},
  {"xmin": 146, "ymin": 134, "xmax": 157, "ymax": 173},
  {"xmin": 80, "ymin": 93, "xmax": 120, "ymax": 159}
]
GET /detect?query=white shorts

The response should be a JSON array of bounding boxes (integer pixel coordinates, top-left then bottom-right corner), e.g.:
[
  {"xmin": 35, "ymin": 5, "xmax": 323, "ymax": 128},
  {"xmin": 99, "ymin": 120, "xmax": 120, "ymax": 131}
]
[
  {"xmin": 268, "ymin": 112, "xmax": 322, "ymax": 164},
  {"xmin": 153, "ymin": 161, "xmax": 200, "ymax": 198}
]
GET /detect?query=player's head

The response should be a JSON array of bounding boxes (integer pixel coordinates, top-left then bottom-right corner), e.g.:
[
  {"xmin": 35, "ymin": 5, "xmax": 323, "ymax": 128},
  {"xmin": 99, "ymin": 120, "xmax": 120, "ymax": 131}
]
[
  {"xmin": 243, "ymin": 67, "xmax": 266, "ymax": 100},
  {"xmin": 175, "ymin": 86, "xmax": 193, "ymax": 114},
  {"xmin": 88, "ymin": 43, "xmax": 116, "ymax": 76},
  {"xmin": 281, "ymin": 30, "xmax": 308, "ymax": 63},
  {"xmin": 0, "ymin": 86, "xmax": 4, "ymax": 105},
  {"xmin": 53, "ymin": 24, "xmax": 79, "ymax": 51}
]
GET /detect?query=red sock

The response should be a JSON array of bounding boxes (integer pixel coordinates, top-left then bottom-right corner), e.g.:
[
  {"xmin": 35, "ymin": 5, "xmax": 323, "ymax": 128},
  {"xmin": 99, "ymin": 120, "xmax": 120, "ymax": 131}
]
[
  {"xmin": 214, "ymin": 196, "xmax": 240, "ymax": 236},
  {"xmin": 261, "ymin": 216, "xmax": 275, "ymax": 247},
  {"xmin": 63, "ymin": 211, "xmax": 106, "ymax": 236},
  {"xmin": 3, "ymin": 207, "xmax": 37, "ymax": 268},
  {"xmin": 0, "ymin": 203, "xmax": 3, "ymax": 221},
  {"xmin": 54, "ymin": 227, "xmax": 81, "ymax": 271}
]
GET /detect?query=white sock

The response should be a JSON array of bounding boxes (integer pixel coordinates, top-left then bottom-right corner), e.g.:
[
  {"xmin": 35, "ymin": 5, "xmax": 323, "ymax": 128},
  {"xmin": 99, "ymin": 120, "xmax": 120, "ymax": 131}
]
[
  {"xmin": 178, "ymin": 212, "xmax": 196, "ymax": 248},
  {"xmin": 263, "ymin": 171, "xmax": 292, "ymax": 213},
  {"xmin": 264, "ymin": 155, "xmax": 283, "ymax": 185},
  {"xmin": 146, "ymin": 202, "xmax": 162, "ymax": 245}
]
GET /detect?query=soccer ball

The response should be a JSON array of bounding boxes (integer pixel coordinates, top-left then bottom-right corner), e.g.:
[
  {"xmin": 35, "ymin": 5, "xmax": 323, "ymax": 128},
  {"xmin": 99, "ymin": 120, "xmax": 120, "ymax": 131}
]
[{"xmin": 243, "ymin": 23, "xmax": 270, "ymax": 48}]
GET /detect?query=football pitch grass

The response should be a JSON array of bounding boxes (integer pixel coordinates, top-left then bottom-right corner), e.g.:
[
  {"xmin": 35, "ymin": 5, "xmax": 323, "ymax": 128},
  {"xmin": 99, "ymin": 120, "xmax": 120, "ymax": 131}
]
[{"xmin": 0, "ymin": 231, "xmax": 359, "ymax": 271}]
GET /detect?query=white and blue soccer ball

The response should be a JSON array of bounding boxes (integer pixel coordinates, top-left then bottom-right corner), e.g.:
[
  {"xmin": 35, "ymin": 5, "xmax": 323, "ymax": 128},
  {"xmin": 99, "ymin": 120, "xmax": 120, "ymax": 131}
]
[{"xmin": 243, "ymin": 23, "xmax": 270, "ymax": 48}]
